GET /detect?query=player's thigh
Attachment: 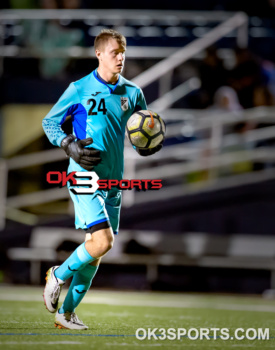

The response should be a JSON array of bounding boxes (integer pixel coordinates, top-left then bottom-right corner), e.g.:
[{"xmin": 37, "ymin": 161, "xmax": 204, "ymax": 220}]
[{"xmin": 85, "ymin": 228, "xmax": 114, "ymax": 243}]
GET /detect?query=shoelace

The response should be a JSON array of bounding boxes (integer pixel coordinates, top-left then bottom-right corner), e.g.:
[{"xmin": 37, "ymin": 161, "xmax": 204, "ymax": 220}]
[
  {"xmin": 71, "ymin": 313, "xmax": 83, "ymax": 324},
  {"xmin": 51, "ymin": 284, "xmax": 61, "ymax": 302}
]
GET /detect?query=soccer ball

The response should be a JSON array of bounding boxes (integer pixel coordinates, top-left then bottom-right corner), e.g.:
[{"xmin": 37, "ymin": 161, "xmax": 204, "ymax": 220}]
[{"xmin": 126, "ymin": 110, "xmax": 165, "ymax": 149}]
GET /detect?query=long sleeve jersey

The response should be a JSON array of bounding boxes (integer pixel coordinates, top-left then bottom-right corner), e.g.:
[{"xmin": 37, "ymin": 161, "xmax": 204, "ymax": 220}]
[{"xmin": 42, "ymin": 69, "xmax": 147, "ymax": 181}]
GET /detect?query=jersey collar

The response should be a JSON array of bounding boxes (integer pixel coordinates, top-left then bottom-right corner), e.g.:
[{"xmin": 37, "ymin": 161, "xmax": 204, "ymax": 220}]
[{"xmin": 93, "ymin": 69, "xmax": 120, "ymax": 94}]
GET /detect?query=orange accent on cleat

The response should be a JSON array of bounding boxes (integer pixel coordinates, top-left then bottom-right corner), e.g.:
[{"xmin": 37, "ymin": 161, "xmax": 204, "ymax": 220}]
[
  {"xmin": 45, "ymin": 270, "xmax": 50, "ymax": 282},
  {"xmin": 54, "ymin": 322, "xmax": 68, "ymax": 330}
]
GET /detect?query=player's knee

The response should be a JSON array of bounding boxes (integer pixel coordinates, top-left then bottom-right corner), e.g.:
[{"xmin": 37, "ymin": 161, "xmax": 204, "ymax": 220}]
[
  {"xmin": 86, "ymin": 228, "xmax": 114, "ymax": 257},
  {"xmin": 101, "ymin": 234, "xmax": 114, "ymax": 253},
  {"xmin": 96, "ymin": 231, "xmax": 114, "ymax": 255}
]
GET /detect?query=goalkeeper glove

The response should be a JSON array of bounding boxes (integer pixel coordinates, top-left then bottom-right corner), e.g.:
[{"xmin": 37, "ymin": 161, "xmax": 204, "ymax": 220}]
[
  {"xmin": 61, "ymin": 134, "xmax": 101, "ymax": 171},
  {"xmin": 135, "ymin": 143, "xmax": 163, "ymax": 157}
]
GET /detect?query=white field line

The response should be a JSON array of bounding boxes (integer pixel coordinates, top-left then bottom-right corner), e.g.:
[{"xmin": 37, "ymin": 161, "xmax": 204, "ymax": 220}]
[
  {"xmin": 0, "ymin": 342, "xmax": 82, "ymax": 345},
  {"xmin": 0, "ymin": 293, "xmax": 275, "ymax": 313},
  {"xmin": 0, "ymin": 287, "xmax": 270, "ymax": 305},
  {"xmin": 0, "ymin": 321, "xmax": 50, "ymax": 324}
]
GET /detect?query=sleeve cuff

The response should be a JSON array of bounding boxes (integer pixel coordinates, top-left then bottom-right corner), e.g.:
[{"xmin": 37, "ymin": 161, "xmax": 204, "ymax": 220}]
[{"xmin": 56, "ymin": 134, "xmax": 67, "ymax": 147}]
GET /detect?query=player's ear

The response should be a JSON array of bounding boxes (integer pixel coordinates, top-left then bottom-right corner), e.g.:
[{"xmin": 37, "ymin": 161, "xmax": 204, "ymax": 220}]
[{"xmin": 95, "ymin": 49, "xmax": 101, "ymax": 60}]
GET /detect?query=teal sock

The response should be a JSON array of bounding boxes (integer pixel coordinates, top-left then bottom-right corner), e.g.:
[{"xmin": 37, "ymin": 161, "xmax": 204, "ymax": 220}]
[
  {"xmin": 59, "ymin": 264, "xmax": 99, "ymax": 313},
  {"xmin": 55, "ymin": 242, "xmax": 96, "ymax": 281}
]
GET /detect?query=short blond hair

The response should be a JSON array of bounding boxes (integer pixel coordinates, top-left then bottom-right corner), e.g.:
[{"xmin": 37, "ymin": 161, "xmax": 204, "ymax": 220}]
[{"xmin": 94, "ymin": 29, "xmax": 126, "ymax": 51}]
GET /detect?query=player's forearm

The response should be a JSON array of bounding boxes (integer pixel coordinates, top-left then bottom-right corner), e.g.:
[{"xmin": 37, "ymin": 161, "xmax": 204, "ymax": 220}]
[{"xmin": 42, "ymin": 119, "xmax": 67, "ymax": 147}]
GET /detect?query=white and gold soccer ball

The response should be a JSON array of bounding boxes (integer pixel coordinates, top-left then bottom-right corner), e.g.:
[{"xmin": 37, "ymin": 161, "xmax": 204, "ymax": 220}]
[{"xmin": 126, "ymin": 110, "xmax": 166, "ymax": 149}]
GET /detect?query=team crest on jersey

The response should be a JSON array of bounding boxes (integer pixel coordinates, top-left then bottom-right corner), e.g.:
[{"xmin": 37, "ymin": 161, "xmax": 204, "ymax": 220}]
[{"xmin": 120, "ymin": 97, "xmax": 128, "ymax": 111}]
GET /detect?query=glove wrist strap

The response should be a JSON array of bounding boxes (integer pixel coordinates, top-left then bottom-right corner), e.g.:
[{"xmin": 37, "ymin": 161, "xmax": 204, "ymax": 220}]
[{"xmin": 61, "ymin": 134, "xmax": 75, "ymax": 150}]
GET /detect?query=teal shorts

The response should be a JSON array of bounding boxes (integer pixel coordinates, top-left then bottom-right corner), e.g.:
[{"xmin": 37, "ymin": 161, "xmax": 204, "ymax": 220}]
[{"xmin": 68, "ymin": 186, "xmax": 122, "ymax": 235}]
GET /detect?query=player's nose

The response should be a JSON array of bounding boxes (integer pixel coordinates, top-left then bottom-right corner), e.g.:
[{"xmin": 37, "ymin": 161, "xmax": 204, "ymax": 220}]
[{"xmin": 117, "ymin": 52, "xmax": 124, "ymax": 61}]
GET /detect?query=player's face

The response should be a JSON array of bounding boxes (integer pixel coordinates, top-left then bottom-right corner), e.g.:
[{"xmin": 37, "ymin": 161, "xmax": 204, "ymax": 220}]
[{"xmin": 97, "ymin": 38, "xmax": 126, "ymax": 75}]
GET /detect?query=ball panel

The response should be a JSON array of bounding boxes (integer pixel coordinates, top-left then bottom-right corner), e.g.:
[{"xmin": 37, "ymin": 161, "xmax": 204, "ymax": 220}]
[
  {"xmin": 129, "ymin": 131, "xmax": 149, "ymax": 148},
  {"xmin": 127, "ymin": 114, "xmax": 143, "ymax": 131},
  {"xmin": 149, "ymin": 134, "xmax": 164, "ymax": 148},
  {"xmin": 142, "ymin": 116, "xmax": 162, "ymax": 137}
]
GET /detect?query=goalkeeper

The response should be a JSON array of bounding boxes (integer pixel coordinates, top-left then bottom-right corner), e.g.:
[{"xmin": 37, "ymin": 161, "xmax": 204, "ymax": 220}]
[{"xmin": 42, "ymin": 29, "xmax": 162, "ymax": 330}]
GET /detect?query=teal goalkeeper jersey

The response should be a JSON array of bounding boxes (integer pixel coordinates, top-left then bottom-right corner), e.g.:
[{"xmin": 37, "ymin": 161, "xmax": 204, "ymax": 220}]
[{"xmin": 42, "ymin": 69, "xmax": 147, "ymax": 181}]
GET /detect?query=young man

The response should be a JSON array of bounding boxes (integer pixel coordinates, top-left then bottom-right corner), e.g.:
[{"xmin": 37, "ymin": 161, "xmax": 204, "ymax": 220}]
[{"xmin": 42, "ymin": 29, "xmax": 162, "ymax": 330}]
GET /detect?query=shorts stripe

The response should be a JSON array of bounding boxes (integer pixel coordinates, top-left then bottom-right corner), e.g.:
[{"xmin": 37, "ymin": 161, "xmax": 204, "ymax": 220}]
[{"xmin": 86, "ymin": 218, "xmax": 108, "ymax": 228}]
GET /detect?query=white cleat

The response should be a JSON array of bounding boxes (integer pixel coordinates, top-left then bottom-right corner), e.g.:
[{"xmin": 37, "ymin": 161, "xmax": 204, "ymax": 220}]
[
  {"xmin": 55, "ymin": 310, "xmax": 88, "ymax": 330},
  {"xmin": 43, "ymin": 266, "xmax": 64, "ymax": 313}
]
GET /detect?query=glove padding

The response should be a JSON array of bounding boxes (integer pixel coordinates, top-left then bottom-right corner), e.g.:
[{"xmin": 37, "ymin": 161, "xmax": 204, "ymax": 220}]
[
  {"xmin": 135, "ymin": 144, "xmax": 163, "ymax": 157},
  {"xmin": 61, "ymin": 134, "xmax": 101, "ymax": 171}
]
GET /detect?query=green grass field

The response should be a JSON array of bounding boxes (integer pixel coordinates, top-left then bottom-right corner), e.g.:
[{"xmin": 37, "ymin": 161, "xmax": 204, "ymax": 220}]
[{"xmin": 0, "ymin": 286, "xmax": 274, "ymax": 350}]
